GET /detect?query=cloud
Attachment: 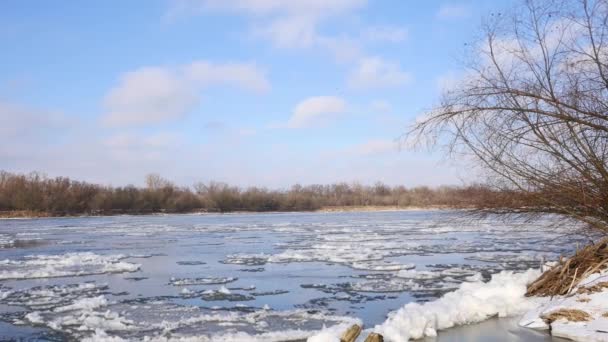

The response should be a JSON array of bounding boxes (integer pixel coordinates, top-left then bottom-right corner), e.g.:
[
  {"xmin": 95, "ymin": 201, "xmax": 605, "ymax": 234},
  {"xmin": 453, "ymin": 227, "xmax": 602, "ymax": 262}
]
[
  {"xmin": 102, "ymin": 61, "xmax": 269, "ymax": 126},
  {"xmin": 361, "ymin": 26, "xmax": 408, "ymax": 43},
  {"xmin": 186, "ymin": 61, "xmax": 270, "ymax": 92},
  {"xmin": 436, "ymin": 71, "xmax": 465, "ymax": 92},
  {"xmin": 287, "ymin": 96, "xmax": 347, "ymax": 128},
  {"xmin": 370, "ymin": 100, "xmax": 391, "ymax": 113},
  {"xmin": 253, "ymin": 14, "xmax": 319, "ymax": 48},
  {"xmin": 347, "ymin": 56, "xmax": 411, "ymax": 90},
  {"xmin": 102, "ymin": 132, "xmax": 182, "ymax": 162},
  {"xmin": 436, "ymin": 3, "xmax": 470, "ymax": 19},
  {"xmin": 173, "ymin": 0, "xmax": 367, "ymax": 60},
  {"xmin": 103, "ymin": 67, "xmax": 199, "ymax": 126},
  {"xmin": 0, "ymin": 102, "xmax": 71, "ymax": 162},
  {"xmin": 197, "ymin": 0, "xmax": 367, "ymax": 17},
  {"xmin": 353, "ymin": 139, "xmax": 399, "ymax": 155},
  {"xmin": 0, "ymin": 102, "xmax": 67, "ymax": 140}
]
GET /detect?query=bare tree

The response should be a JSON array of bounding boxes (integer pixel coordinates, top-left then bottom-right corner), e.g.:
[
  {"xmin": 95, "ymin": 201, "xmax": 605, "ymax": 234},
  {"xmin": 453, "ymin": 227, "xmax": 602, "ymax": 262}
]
[
  {"xmin": 408, "ymin": 0, "xmax": 608, "ymax": 231},
  {"xmin": 145, "ymin": 173, "xmax": 172, "ymax": 190}
]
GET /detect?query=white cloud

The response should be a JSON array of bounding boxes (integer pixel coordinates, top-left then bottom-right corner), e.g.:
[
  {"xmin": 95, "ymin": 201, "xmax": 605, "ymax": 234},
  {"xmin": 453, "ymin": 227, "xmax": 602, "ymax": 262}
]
[
  {"xmin": 253, "ymin": 14, "xmax": 319, "ymax": 48},
  {"xmin": 103, "ymin": 132, "xmax": 179, "ymax": 149},
  {"xmin": 102, "ymin": 61, "xmax": 269, "ymax": 126},
  {"xmin": 198, "ymin": 0, "xmax": 367, "ymax": 17},
  {"xmin": 179, "ymin": 0, "xmax": 367, "ymax": 59},
  {"xmin": 354, "ymin": 139, "xmax": 399, "ymax": 155},
  {"xmin": 287, "ymin": 96, "xmax": 346, "ymax": 128},
  {"xmin": 361, "ymin": 26, "xmax": 408, "ymax": 43},
  {"xmin": 102, "ymin": 132, "xmax": 181, "ymax": 162},
  {"xmin": 0, "ymin": 102, "xmax": 67, "ymax": 139},
  {"xmin": 436, "ymin": 71, "xmax": 466, "ymax": 92},
  {"xmin": 185, "ymin": 61, "xmax": 270, "ymax": 92},
  {"xmin": 347, "ymin": 56, "xmax": 411, "ymax": 90},
  {"xmin": 103, "ymin": 67, "xmax": 198, "ymax": 126},
  {"xmin": 436, "ymin": 3, "xmax": 470, "ymax": 19},
  {"xmin": 370, "ymin": 100, "xmax": 391, "ymax": 113},
  {"xmin": 316, "ymin": 35, "xmax": 363, "ymax": 63}
]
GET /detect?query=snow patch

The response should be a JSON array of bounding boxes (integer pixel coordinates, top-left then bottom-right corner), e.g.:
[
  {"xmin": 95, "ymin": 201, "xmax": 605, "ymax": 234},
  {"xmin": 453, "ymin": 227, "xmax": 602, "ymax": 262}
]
[
  {"xmin": 520, "ymin": 270, "xmax": 608, "ymax": 341},
  {"xmin": 372, "ymin": 269, "xmax": 541, "ymax": 341}
]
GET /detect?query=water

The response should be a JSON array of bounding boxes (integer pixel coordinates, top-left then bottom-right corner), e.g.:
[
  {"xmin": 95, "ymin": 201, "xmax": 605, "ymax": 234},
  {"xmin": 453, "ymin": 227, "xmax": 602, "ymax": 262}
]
[{"xmin": 0, "ymin": 210, "xmax": 581, "ymax": 341}]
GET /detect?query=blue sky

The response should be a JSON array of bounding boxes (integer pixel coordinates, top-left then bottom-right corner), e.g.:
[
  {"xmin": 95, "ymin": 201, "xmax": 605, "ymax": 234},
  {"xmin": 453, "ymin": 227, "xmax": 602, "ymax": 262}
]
[{"xmin": 0, "ymin": 0, "xmax": 512, "ymax": 188}]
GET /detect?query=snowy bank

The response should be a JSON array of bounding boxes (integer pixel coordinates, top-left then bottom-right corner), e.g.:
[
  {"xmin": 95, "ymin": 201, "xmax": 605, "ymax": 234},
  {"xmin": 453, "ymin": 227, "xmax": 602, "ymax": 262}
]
[
  {"xmin": 520, "ymin": 270, "xmax": 608, "ymax": 341},
  {"xmin": 368, "ymin": 269, "xmax": 541, "ymax": 342}
]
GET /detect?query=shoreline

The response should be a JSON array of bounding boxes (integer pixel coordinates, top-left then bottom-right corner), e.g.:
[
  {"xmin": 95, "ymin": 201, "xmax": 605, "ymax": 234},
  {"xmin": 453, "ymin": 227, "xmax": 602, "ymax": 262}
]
[{"xmin": 0, "ymin": 206, "xmax": 456, "ymax": 219}]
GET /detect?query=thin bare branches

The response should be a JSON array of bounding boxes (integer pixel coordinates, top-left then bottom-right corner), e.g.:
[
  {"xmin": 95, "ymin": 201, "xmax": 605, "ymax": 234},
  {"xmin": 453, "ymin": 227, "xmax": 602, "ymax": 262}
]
[{"xmin": 408, "ymin": 0, "xmax": 608, "ymax": 233}]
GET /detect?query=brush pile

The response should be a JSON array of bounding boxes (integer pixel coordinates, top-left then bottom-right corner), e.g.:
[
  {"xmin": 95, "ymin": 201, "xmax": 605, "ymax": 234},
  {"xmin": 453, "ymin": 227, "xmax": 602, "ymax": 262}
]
[{"xmin": 526, "ymin": 238, "xmax": 608, "ymax": 297}]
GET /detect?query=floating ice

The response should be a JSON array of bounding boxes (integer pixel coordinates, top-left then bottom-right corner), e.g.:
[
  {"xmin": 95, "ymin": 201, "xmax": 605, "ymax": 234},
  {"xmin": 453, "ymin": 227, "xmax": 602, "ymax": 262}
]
[
  {"xmin": 221, "ymin": 254, "xmax": 269, "ymax": 266},
  {"xmin": 351, "ymin": 279, "xmax": 415, "ymax": 293},
  {"xmin": 0, "ymin": 283, "xmax": 109, "ymax": 310},
  {"xmin": 0, "ymin": 211, "xmax": 588, "ymax": 341},
  {"xmin": 351, "ymin": 262, "xmax": 415, "ymax": 272},
  {"xmin": 169, "ymin": 276, "xmax": 238, "ymax": 286},
  {"xmin": 0, "ymin": 252, "xmax": 140, "ymax": 280},
  {"xmin": 176, "ymin": 260, "xmax": 207, "ymax": 266},
  {"xmin": 251, "ymin": 289, "xmax": 289, "ymax": 296},
  {"xmin": 201, "ymin": 287, "xmax": 254, "ymax": 302},
  {"xmin": 0, "ymin": 233, "xmax": 44, "ymax": 249},
  {"xmin": 19, "ymin": 296, "xmax": 359, "ymax": 341}
]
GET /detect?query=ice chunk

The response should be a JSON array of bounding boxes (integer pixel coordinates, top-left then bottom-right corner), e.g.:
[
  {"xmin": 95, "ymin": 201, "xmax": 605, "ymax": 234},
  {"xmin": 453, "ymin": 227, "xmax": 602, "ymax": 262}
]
[
  {"xmin": 0, "ymin": 252, "xmax": 140, "ymax": 280},
  {"xmin": 169, "ymin": 276, "xmax": 238, "ymax": 286}
]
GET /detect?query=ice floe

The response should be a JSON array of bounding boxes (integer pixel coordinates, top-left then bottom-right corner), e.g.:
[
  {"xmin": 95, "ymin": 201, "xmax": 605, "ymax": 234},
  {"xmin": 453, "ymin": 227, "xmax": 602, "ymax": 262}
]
[
  {"xmin": 15, "ymin": 294, "xmax": 359, "ymax": 341},
  {"xmin": 0, "ymin": 283, "xmax": 109, "ymax": 310},
  {"xmin": 169, "ymin": 277, "xmax": 238, "ymax": 286},
  {"xmin": 201, "ymin": 287, "xmax": 254, "ymax": 302},
  {"xmin": 0, "ymin": 252, "xmax": 140, "ymax": 280}
]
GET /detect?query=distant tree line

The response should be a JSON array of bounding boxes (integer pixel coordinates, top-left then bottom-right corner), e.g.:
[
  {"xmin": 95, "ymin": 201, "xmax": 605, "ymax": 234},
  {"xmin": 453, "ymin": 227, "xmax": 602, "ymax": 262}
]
[{"xmin": 0, "ymin": 171, "xmax": 514, "ymax": 216}]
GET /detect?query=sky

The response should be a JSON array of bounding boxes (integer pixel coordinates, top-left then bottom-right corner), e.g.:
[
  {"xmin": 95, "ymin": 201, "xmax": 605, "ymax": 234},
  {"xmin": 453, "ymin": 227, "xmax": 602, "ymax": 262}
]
[{"xmin": 0, "ymin": 0, "xmax": 512, "ymax": 188}]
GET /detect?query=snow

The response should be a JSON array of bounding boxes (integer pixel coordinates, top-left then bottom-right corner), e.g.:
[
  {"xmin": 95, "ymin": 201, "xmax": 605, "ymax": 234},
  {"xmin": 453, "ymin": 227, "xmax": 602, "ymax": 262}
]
[
  {"xmin": 0, "ymin": 252, "xmax": 140, "ymax": 279},
  {"xmin": 519, "ymin": 270, "xmax": 608, "ymax": 341},
  {"xmin": 306, "ymin": 323, "xmax": 355, "ymax": 342},
  {"xmin": 371, "ymin": 269, "xmax": 541, "ymax": 342}
]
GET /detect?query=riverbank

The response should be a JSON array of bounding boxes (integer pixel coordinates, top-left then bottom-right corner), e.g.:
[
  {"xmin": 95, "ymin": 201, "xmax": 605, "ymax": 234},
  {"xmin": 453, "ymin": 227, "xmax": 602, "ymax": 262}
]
[
  {"xmin": 0, "ymin": 205, "xmax": 456, "ymax": 219},
  {"xmin": 520, "ymin": 268, "xmax": 608, "ymax": 341},
  {"xmin": 519, "ymin": 239, "xmax": 608, "ymax": 341},
  {"xmin": 315, "ymin": 239, "xmax": 608, "ymax": 342},
  {"xmin": 316, "ymin": 205, "xmax": 454, "ymax": 212}
]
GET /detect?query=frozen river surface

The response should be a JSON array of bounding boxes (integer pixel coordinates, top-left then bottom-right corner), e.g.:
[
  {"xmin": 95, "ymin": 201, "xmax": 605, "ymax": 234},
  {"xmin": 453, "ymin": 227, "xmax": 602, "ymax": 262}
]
[{"xmin": 0, "ymin": 210, "xmax": 582, "ymax": 341}]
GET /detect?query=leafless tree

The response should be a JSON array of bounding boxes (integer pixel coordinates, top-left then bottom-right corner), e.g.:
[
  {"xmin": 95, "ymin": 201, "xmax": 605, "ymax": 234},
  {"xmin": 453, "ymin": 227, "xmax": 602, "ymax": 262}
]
[{"xmin": 408, "ymin": 0, "xmax": 608, "ymax": 232}]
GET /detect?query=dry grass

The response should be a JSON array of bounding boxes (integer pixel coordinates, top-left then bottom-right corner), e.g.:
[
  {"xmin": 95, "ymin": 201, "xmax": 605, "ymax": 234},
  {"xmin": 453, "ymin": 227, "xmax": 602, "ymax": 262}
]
[
  {"xmin": 603, "ymin": 312, "xmax": 608, "ymax": 318},
  {"xmin": 526, "ymin": 238, "xmax": 608, "ymax": 297},
  {"xmin": 577, "ymin": 281, "xmax": 608, "ymax": 295},
  {"xmin": 542, "ymin": 309, "xmax": 592, "ymax": 323},
  {"xmin": 576, "ymin": 297, "xmax": 591, "ymax": 303},
  {"xmin": 0, "ymin": 210, "xmax": 52, "ymax": 218}
]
